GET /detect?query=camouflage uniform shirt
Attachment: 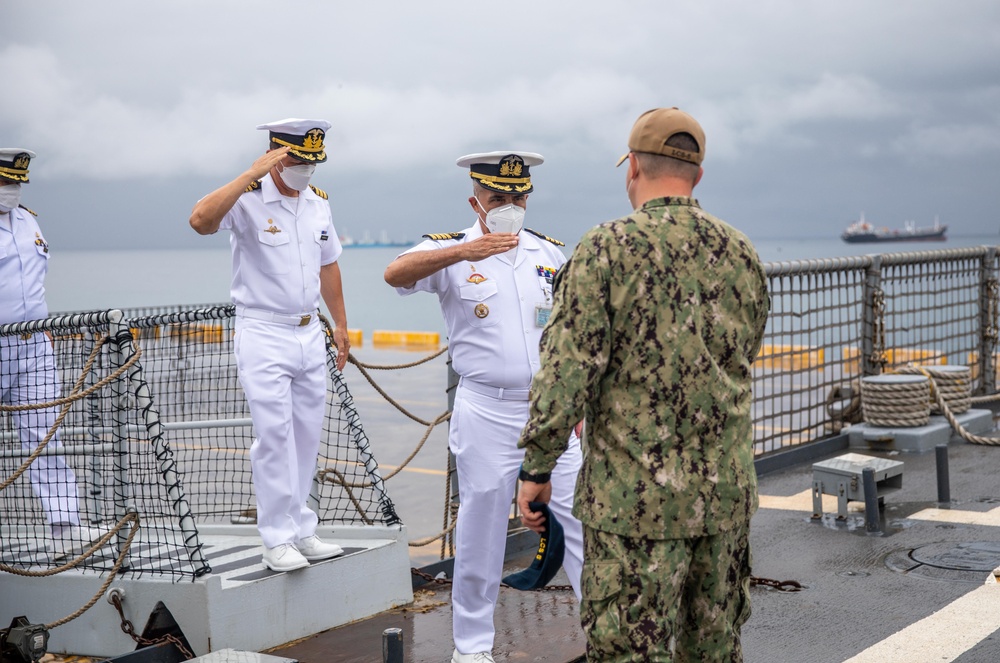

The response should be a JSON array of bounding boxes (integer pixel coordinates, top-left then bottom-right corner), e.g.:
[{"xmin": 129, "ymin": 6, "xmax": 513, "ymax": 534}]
[{"xmin": 519, "ymin": 197, "xmax": 769, "ymax": 538}]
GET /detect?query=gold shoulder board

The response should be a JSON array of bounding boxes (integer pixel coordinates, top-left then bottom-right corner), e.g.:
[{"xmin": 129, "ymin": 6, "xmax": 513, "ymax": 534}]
[
  {"xmin": 18, "ymin": 205, "xmax": 38, "ymax": 217},
  {"xmin": 421, "ymin": 232, "xmax": 467, "ymax": 241},
  {"xmin": 309, "ymin": 184, "xmax": 329, "ymax": 200},
  {"xmin": 523, "ymin": 228, "xmax": 564, "ymax": 246},
  {"xmin": 243, "ymin": 180, "xmax": 262, "ymax": 194}
]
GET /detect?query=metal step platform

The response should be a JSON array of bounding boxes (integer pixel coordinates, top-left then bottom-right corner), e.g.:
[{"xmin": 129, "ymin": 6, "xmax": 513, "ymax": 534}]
[{"xmin": 0, "ymin": 523, "xmax": 412, "ymax": 659}]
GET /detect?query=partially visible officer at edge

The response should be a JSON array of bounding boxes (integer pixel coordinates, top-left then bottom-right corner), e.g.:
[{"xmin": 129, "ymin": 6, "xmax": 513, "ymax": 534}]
[
  {"xmin": 189, "ymin": 119, "xmax": 349, "ymax": 573},
  {"xmin": 516, "ymin": 108, "xmax": 770, "ymax": 662},
  {"xmin": 0, "ymin": 148, "xmax": 106, "ymax": 561}
]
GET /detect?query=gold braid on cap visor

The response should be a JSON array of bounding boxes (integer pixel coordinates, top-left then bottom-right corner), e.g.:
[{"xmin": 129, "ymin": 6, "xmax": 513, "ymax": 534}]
[
  {"xmin": 271, "ymin": 137, "xmax": 326, "ymax": 162},
  {"xmin": 469, "ymin": 172, "xmax": 532, "ymax": 193},
  {"xmin": 0, "ymin": 166, "xmax": 29, "ymax": 182}
]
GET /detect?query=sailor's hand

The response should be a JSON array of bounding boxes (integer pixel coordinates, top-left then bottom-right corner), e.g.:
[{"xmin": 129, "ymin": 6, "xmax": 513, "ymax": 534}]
[
  {"xmin": 463, "ymin": 233, "xmax": 519, "ymax": 261},
  {"xmin": 246, "ymin": 146, "xmax": 291, "ymax": 181},
  {"xmin": 517, "ymin": 480, "xmax": 552, "ymax": 534},
  {"xmin": 333, "ymin": 325, "xmax": 350, "ymax": 371}
]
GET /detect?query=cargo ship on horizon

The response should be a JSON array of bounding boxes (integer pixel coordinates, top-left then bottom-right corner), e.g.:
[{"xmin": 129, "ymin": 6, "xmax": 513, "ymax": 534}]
[{"xmin": 841, "ymin": 212, "xmax": 947, "ymax": 244}]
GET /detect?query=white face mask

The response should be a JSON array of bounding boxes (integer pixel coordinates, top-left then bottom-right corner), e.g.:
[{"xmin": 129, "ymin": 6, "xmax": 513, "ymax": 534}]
[
  {"xmin": 0, "ymin": 183, "xmax": 21, "ymax": 213},
  {"xmin": 277, "ymin": 162, "xmax": 316, "ymax": 191},
  {"xmin": 478, "ymin": 201, "xmax": 525, "ymax": 235}
]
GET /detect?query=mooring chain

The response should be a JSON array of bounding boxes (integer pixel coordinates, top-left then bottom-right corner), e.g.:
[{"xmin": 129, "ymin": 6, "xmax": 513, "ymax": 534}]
[
  {"xmin": 869, "ymin": 288, "xmax": 887, "ymax": 370},
  {"xmin": 0, "ymin": 335, "xmax": 143, "ymax": 494},
  {"xmin": 111, "ymin": 591, "xmax": 194, "ymax": 660},
  {"xmin": 750, "ymin": 576, "xmax": 804, "ymax": 592},
  {"xmin": 409, "ymin": 567, "xmax": 573, "ymax": 592},
  {"xmin": 985, "ymin": 277, "xmax": 999, "ymax": 345}
]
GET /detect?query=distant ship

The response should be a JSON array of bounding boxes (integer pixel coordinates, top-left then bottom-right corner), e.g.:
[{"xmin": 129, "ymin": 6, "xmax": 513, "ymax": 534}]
[
  {"xmin": 339, "ymin": 230, "xmax": 414, "ymax": 249},
  {"xmin": 841, "ymin": 213, "xmax": 947, "ymax": 244}
]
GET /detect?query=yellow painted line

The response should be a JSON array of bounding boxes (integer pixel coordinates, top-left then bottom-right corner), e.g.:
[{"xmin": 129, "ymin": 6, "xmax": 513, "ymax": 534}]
[
  {"xmin": 757, "ymin": 489, "xmax": 842, "ymax": 513},
  {"xmin": 844, "ymin": 583, "xmax": 1000, "ymax": 662},
  {"xmin": 377, "ymin": 464, "xmax": 447, "ymax": 477},
  {"xmin": 908, "ymin": 506, "xmax": 1000, "ymax": 527},
  {"xmin": 165, "ymin": 444, "xmax": 447, "ymax": 477}
]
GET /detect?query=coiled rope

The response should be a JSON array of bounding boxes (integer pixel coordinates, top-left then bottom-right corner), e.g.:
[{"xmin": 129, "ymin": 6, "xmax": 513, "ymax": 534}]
[{"xmin": 861, "ymin": 365, "xmax": 1000, "ymax": 445}]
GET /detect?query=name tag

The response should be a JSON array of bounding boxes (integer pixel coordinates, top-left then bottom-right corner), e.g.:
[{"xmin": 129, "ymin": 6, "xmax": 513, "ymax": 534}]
[{"xmin": 535, "ymin": 304, "xmax": 552, "ymax": 328}]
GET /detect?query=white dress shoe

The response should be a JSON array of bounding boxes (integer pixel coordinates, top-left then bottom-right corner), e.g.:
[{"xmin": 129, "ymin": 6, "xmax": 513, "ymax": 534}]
[
  {"xmin": 52, "ymin": 525, "xmax": 109, "ymax": 562},
  {"xmin": 262, "ymin": 543, "xmax": 310, "ymax": 572},
  {"xmin": 295, "ymin": 535, "xmax": 344, "ymax": 561},
  {"xmin": 451, "ymin": 650, "xmax": 495, "ymax": 662}
]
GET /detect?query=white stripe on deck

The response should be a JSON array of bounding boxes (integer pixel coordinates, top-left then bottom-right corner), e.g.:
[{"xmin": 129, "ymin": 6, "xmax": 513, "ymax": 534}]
[
  {"xmin": 758, "ymin": 490, "xmax": 1000, "ymax": 527},
  {"xmin": 908, "ymin": 505, "xmax": 1000, "ymax": 527},
  {"xmin": 843, "ymin": 582, "xmax": 1000, "ymax": 662}
]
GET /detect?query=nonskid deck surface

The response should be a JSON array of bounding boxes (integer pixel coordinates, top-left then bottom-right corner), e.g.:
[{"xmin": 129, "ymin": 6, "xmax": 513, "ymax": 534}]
[{"xmin": 272, "ymin": 427, "xmax": 1000, "ymax": 663}]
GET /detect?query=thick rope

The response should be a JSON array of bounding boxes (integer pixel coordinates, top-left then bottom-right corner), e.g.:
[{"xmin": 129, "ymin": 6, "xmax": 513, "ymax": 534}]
[
  {"xmin": 862, "ymin": 365, "xmax": 1000, "ymax": 445},
  {"xmin": 0, "ymin": 336, "xmax": 142, "ymax": 492},
  {"xmin": 896, "ymin": 366, "xmax": 972, "ymax": 414},
  {"xmin": 860, "ymin": 377, "xmax": 931, "ymax": 427},
  {"xmin": 0, "ymin": 512, "xmax": 141, "ymax": 629},
  {"xmin": 316, "ymin": 467, "xmax": 375, "ymax": 525}
]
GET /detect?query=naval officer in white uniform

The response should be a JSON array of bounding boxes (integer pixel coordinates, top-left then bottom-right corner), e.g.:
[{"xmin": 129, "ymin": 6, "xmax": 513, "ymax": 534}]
[
  {"xmin": 190, "ymin": 119, "xmax": 350, "ymax": 572},
  {"xmin": 0, "ymin": 148, "xmax": 105, "ymax": 560},
  {"xmin": 384, "ymin": 152, "xmax": 584, "ymax": 663}
]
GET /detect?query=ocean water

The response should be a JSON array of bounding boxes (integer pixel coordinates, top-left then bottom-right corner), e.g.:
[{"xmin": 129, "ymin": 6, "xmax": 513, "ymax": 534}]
[
  {"xmin": 45, "ymin": 233, "xmax": 999, "ymax": 337},
  {"xmin": 38, "ymin": 233, "xmax": 1000, "ymax": 556}
]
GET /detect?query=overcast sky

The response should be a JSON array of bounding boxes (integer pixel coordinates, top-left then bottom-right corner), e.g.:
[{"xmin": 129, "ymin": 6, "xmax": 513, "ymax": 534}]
[{"xmin": 4, "ymin": 1, "xmax": 999, "ymax": 251}]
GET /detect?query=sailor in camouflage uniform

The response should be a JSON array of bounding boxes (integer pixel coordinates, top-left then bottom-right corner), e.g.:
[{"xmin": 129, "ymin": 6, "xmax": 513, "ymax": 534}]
[
  {"xmin": 190, "ymin": 119, "xmax": 349, "ymax": 573},
  {"xmin": 384, "ymin": 152, "xmax": 585, "ymax": 663},
  {"xmin": 517, "ymin": 109, "xmax": 770, "ymax": 662}
]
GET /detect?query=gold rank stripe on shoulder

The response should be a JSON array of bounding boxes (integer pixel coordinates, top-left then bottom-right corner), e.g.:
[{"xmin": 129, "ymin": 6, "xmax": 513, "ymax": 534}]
[
  {"xmin": 309, "ymin": 184, "xmax": 328, "ymax": 200},
  {"xmin": 243, "ymin": 180, "xmax": 262, "ymax": 193},
  {"xmin": 422, "ymin": 232, "xmax": 467, "ymax": 241},
  {"xmin": 523, "ymin": 228, "xmax": 564, "ymax": 246},
  {"xmin": 18, "ymin": 205, "xmax": 38, "ymax": 217}
]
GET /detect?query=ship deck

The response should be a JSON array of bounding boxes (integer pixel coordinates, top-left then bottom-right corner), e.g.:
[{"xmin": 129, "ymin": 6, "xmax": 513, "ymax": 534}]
[{"xmin": 265, "ymin": 413, "xmax": 1000, "ymax": 663}]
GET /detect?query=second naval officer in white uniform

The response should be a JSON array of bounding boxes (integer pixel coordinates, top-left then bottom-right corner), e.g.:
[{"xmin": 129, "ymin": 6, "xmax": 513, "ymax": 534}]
[
  {"xmin": 384, "ymin": 152, "xmax": 584, "ymax": 663},
  {"xmin": 0, "ymin": 147, "xmax": 105, "ymax": 561},
  {"xmin": 190, "ymin": 119, "xmax": 350, "ymax": 572}
]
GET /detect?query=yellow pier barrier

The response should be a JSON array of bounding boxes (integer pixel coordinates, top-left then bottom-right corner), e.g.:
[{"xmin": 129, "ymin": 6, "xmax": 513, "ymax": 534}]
[
  {"xmin": 755, "ymin": 344, "xmax": 825, "ymax": 371},
  {"xmin": 347, "ymin": 329, "xmax": 363, "ymax": 347},
  {"xmin": 372, "ymin": 330, "xmax": 441, "ymax": 348}
]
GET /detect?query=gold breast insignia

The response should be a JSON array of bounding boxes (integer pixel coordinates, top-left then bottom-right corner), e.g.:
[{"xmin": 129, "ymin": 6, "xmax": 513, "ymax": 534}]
[
  {"xmin": 265, "ymin": 219, "xmax": 281, "ymax": 234},
  {"xmin": 474, "ymin": 303, "xmax": 489, "ymax": 319}
]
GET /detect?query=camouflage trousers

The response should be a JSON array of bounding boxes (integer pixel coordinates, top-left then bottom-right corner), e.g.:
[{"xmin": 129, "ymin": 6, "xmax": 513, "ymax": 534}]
[{"xmin": 579, "ymin": 522, "xmax": 752, "ymax": 662}]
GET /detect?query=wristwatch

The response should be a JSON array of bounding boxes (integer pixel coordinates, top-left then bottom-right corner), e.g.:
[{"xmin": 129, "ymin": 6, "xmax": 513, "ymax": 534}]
[{"xmin": 518, "ymin": 467, "xmax": 551, "ymax": 483}]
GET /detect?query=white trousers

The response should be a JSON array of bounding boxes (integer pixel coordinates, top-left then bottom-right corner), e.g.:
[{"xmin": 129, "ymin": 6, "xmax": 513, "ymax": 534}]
[
  {"xmin": 234, "ymin": 318, "xmax": 326, "ymax": 548},
  {"xmin": 0, "ymin": 333, "xmax": 80, "ymax": 527},
  {"xmin": 449, "ymin": 383, "xmax": 584, "ymax": 654}
]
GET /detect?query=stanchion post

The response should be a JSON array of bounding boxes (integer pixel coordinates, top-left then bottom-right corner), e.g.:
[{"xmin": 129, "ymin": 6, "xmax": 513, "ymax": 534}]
[
  {"xmin": 936, "ymin": 444, "xmax": 951, "ymax": 504},
  {"xmin": 862, "ymin": 467, "xmax": 880, "ymax": 533},
  {"xmin": 383, "ymin": 627, "xmax": 403, "ymax": 663}
]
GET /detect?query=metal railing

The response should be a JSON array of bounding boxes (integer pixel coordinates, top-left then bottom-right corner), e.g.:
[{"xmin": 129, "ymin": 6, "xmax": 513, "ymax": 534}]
[{"xmin": 753, "ymin": 245, "xmax": 999, "ymax": 456}]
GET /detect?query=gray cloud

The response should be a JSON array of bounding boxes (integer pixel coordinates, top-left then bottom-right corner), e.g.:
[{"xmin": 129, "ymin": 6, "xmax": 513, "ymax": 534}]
[{"xmin": 3, "ymin": 0, "xmax": 999, "ymax": 249}]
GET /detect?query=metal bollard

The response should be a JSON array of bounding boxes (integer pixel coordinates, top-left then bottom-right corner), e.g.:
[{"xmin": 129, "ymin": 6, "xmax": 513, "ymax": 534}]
[
  {"xmin": 862, "ymin": 467, "xmax": 880, "ymax": 533},
  {"xmin": 383, "ymin": 627, "xmax": 403, "ymax": 663},
  {"xmin": 936, "ymin": 444, "xmax": 951, "ymax": 504}
]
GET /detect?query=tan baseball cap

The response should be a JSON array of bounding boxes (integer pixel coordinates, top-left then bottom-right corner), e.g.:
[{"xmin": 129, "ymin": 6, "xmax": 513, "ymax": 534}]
[{"xmin": 615, "ymin": 107, "xmax": 705, "ymax": 167}]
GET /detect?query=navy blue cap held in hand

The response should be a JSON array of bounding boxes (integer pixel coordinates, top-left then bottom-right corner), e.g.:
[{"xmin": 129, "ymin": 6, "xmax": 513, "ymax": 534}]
[{"xmin": 502, "ymin": 502, "xmax": 565, "ymax": 590}]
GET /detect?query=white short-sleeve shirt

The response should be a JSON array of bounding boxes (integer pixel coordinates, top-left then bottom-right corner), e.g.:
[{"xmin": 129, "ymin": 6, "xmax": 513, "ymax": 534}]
[
  {"xmin": 396, "ymin": 222, "xmax": 567, "ymax": 388},
  {"xmin": 220, "ymin": 173, "xmax": 342, "ymax": 314},
  {"xmin": 0, "ymin": 207, "xmax": 50, "ymax": 325}
]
